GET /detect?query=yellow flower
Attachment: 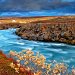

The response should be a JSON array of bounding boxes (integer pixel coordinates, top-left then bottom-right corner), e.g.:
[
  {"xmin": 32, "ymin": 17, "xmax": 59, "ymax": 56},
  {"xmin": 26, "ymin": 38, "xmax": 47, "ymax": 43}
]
[
  {"xmin": 34, "ymin": 71, "xmax": 42, "ymax": 75},
  {"xmin": 40, "ymin": 54, "xmax": 46, "ymax": 60},
  {"xmin": 22, "ymin": 50, "xmax": 26, "ymax": 52},
  {"xmin": 72, "ymin": 69, "xmax": 75, "ymax": 75},
  {"xmin": 9, "ymin": 62, "xmax": 15, "ymax": 69},
  {"xmin": 42, "ymin": 64, "xmax": 46, "ymax": 69},
  {"xmin": 19, "ymin": 56, "xmax": 23, "ymax": 60},
  {"xmin": 26, "ymin": 67, "xmax": 31, "ymax": 72},
  {"xmin": 24, "ymin": 61, "xmax": 29, "ymax": 65},
  {"xmin": 17, "ymin": 63, "xmax": 20, "ymax": 67},
  {"xmin": 26, "ymin": 50, "xmax": 32, "ymax": 54},
  {"xmin": 9, "ymin": 50, "xmax": 16, "ymax": 56},
  {"xmin": 15, "ymin": 68, "xmax": 19, "ymax": 73},
  {"xmin": 46, "ymin": 64, "xmax": 51, "ymax": 70},
  {"xmin": 53, "ymin": 68, "xmax": 60, "ymax": 74}
]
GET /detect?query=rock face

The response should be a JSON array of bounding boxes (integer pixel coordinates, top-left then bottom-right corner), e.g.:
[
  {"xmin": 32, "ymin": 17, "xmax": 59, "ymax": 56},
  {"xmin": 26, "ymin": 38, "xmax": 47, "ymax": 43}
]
[
  {"xmin": 16, "ymin": 17, "xmax": 75, "ymax": 45},
  {"xmin": 0, "ymin": 23, "xmax": 21, "ymax": 30}
]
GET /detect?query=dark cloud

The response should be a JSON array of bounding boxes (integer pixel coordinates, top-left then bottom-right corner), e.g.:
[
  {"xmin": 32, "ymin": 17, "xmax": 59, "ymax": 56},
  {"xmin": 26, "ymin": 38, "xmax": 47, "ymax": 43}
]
[{"xmin": 0, "ymin": 0, "xmax": 75, "ymax": 12}]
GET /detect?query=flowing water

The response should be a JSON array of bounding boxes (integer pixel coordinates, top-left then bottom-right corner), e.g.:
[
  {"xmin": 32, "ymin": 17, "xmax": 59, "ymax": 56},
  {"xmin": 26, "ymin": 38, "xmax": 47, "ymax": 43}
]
[{"xmin": 0, "ymin": 28, "xmax": 75, "ymax": 68}]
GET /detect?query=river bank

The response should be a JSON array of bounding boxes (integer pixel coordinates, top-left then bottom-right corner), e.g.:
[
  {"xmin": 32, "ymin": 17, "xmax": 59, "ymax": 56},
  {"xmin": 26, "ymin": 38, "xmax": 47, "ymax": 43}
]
[
  {"xmin": 0, "ymin": 16, "xmax": 75, "ymax": 44},
  {"xmin": 0, "ymin": 51, "xmax": 34, "ymax": 75}
]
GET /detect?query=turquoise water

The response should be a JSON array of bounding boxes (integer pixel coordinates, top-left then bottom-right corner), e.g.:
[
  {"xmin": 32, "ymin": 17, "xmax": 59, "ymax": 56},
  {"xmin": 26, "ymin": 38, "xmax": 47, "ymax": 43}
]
[{"xmin": 0, "ymin": 28, "xmax": 75, "ymax": 68}]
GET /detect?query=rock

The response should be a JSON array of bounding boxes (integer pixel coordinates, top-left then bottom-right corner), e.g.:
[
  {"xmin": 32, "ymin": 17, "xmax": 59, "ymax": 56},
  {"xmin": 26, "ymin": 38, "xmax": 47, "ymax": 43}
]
[
  {"xmin": 0, "ymin": 16, "xmax": 75, "ymax": 45},
  {"xmin": 16, "ymin": 17, "xmax": 75, "ymax": 45}
]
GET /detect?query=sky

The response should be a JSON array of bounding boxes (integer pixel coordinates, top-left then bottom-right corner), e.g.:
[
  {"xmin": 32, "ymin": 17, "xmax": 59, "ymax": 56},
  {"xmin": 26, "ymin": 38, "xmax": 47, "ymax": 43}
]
[{"xmin": 0, "ymin": 0, "xmax": 75, "ymax": 16}]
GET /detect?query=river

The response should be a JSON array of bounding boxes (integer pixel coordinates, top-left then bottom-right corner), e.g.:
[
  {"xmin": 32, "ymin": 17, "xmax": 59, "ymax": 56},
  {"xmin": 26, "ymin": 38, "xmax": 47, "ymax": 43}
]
[{"xmin": 0, "ymin": 28, "xmax": 75, "ymax": 69}]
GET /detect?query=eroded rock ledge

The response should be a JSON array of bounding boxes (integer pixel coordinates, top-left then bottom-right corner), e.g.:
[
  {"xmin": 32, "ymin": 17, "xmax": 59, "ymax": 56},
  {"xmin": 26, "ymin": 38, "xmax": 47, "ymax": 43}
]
[{"xmin": 0, "ymin": 16, "xmax": 75, "ymax": 44}]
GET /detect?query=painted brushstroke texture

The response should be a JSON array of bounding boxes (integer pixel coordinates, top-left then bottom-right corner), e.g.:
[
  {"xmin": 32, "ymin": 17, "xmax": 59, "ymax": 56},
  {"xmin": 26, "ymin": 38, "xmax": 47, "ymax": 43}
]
[{"xmin": 0, "ymin": 0, "xmax": 75, "ymax": 12}]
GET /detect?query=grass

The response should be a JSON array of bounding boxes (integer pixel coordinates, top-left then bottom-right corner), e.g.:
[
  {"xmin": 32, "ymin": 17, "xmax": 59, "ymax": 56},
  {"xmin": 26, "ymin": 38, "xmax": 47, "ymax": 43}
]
[{"xmin": 0, "ymin": 51, "xmax": 34, "ymax": 75}]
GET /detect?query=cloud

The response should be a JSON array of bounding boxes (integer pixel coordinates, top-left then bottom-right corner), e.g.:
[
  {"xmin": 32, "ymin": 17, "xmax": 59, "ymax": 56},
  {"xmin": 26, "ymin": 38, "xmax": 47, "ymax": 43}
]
[
  {"xmin": 0, "ymin": 0, "xmax": 6, "ymax": 3},
  {"xmin": 62, "ymin": 0, "xmax": 75, "ymax": 2},
  {"xmin": 0, "ymin": 0, "xmax": 75, "ymax": 12}
]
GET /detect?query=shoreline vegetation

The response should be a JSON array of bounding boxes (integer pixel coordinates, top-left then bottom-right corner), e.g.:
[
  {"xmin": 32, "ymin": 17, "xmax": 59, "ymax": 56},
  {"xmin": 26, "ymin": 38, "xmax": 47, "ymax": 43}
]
[
  {"xmin": 0, "ymin": 50, "xmax": 34, "ymax": 75},
  {"xmin": 0, "ymin": 16, "xmax": 75, "ymax": 45},
  {"xmin": 0, "ymin": 49, "xmax": 75, "ymax": 75}
]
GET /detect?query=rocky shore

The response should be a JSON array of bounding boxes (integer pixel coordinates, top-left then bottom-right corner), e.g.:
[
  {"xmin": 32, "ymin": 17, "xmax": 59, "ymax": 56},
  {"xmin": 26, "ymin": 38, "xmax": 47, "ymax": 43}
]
[{"xmin": 0, "ymin": 16, "xmax": 75, "ymax": 44}]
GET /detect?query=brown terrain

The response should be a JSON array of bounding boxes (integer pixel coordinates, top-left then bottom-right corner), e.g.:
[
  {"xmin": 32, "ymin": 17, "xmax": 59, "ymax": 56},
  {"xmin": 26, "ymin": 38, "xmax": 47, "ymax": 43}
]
[
  {"xmin": 0, "ymin": 51, "xmax": 34, "ymax": 75},
  {"xmin": 0, "ymin": 16, "xmax": 75, "ymax": 44}
]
